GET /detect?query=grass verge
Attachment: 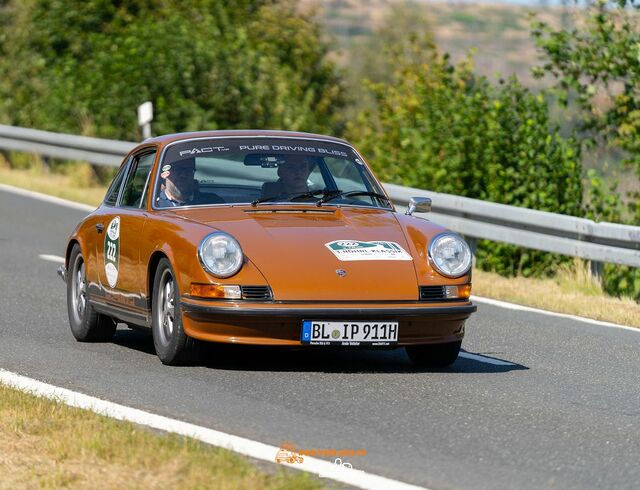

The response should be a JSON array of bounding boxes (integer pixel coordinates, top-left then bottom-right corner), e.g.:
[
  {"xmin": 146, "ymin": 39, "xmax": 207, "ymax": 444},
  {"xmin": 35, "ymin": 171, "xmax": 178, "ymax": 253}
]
[
  {"xmin": 1, "ymin": 162, "xmax": 637, "ymax": 327},
  {"xmin": 473, "ymin": 265, "xmax": 639, "ymax": 328},
  {"xmin": 0, "ymin": 158, "xmax": 108, "ymax": 207},
  {"xmin": 0, "ymin": 384, "xmax": 325, "ymax": 489}
]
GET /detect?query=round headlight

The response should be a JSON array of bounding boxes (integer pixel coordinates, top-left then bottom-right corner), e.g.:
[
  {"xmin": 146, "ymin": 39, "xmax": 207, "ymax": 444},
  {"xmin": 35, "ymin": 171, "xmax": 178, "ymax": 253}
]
[
  {"xmin": 428, "ymin": 233, "xmax": 472, "ymax": 278},
  {"xmin": 198, "ymin": 232, "xmax": 244, "ymax": 278}
]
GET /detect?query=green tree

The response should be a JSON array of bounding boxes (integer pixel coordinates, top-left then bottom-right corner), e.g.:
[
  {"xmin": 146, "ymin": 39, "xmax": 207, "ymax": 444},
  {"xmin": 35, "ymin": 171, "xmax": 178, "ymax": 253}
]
[
  {"xmin": 348, "ymin": 28, "xmax": 583, "ymax": 277},
  {"xmin": 532, "ymin": 0, "xmax": 640, "ymax": 222},
  {"xmin": 343, "ymin": 5, "xmax": 438, "ymax": 120},
  {"xmin": 0, "ymin": 0, "xmax": 344, "ymax": 140},
  {"xmin": 532, "ymin": 0, "xmax": 640, "ymax": 299}
]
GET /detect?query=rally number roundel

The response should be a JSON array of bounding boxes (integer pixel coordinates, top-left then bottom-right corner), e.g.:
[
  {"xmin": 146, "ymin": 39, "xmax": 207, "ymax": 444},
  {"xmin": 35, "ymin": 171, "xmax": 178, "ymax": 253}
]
[{"xmin": 104, "ymin": 217, "xmax": 120, "ymax": 288}]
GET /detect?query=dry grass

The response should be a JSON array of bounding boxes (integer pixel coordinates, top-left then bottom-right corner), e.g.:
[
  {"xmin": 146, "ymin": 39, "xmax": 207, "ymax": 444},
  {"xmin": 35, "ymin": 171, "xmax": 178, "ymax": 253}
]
[
  {"xmin": 0, "ymin": 155, "xmax": 108, "ymax": 207},
  {"xmin": 0, "ymin": 385, "xmax": 325, "ymax": 490},
  {"xmin": 473, "ymin": 262, "xmax": 640, "ymax": 328}
]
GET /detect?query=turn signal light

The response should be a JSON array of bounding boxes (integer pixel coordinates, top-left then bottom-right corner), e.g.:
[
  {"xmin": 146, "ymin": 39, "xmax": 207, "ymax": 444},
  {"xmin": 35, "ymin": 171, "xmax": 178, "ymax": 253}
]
[
  {"xmin": 444, "ymin": 284, "xmax": 471, "ymax": 299},
  {"xmin": 190, "ymin": 283, "xmax": 241, "ymax": 299}
]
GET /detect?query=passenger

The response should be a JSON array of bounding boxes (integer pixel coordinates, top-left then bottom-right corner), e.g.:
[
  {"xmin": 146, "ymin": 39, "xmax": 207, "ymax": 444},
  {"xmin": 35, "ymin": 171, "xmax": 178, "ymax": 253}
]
[{"xmin": 261, "ymin": 155, "xmax": 313, "ymax": 198}]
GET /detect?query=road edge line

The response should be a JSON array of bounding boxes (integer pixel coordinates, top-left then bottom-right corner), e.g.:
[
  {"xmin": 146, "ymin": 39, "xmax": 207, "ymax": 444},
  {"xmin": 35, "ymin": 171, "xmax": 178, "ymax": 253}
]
[
  {"xmin": 0, "ymin": 369, "xmax": 427, "ymax": 490},
  {"xmin": 458, "ymin": 352, "xmax": 516, "ymax": 366},
  {"xmin": 0, "ymin": 182, "xmax": 95, "ymax": 212},
  {"xmin": 471, "ymin": 295, "xmax": 639, "ymax": 332}
]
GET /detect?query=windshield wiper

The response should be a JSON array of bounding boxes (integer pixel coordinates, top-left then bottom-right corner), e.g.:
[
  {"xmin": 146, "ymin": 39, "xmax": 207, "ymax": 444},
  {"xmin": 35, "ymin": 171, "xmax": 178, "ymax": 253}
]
[
  {"xmin": 251, "ymin": 189, "xmax": 340, "ymax": 207},
  {"xmin": 316, "ymin": 190, "xmax": 390, "ymax": 206}
]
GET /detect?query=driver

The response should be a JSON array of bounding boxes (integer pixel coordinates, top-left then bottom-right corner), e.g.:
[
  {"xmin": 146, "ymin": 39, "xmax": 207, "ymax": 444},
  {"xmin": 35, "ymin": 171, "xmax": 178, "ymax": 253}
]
[{"xmin": 261, "ymin": 155, "xmax": 313, "ymax": 198}]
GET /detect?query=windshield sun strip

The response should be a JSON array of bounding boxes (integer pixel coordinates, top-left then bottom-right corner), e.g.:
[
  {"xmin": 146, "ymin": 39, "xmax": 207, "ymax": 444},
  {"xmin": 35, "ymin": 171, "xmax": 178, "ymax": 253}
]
[{"xmin": 151, "ymin": 136, "xmax": 392, "ymax": 211}]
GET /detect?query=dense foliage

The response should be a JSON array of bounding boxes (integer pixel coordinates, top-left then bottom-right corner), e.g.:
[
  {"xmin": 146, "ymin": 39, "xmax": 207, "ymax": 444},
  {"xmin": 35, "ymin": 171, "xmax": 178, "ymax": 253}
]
[
  {"xmin": 347, "ymin": 31, "xmax": 583, "ymax": 277},
  {"xmin": 532, "ymin": 0, "xmax": 640, "ymax": 298},
  {"xmin": 0, "ymin": 0, "xmax": 344, "ymax": 139},
  {"xmin": 532, "ymin": 0, "xmax": 640, "ymax": 221}
]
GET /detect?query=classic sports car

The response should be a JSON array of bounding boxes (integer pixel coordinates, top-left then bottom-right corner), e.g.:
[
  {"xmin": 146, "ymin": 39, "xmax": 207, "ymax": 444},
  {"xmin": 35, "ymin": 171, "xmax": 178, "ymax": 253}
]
[{"xmin": 59, "ymin": 130, "xmax": 476, "ymax": 366}]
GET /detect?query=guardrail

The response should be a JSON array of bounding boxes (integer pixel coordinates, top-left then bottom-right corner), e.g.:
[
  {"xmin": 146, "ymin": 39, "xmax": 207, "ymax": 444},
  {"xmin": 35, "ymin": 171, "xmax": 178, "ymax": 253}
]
[
  {"xmin": 1, "ymin": 124, "xmax": 639, "ymax": 268},
  {"xmin": 0, "ymin": 124, "xmax": 135, "ymax": 167}
]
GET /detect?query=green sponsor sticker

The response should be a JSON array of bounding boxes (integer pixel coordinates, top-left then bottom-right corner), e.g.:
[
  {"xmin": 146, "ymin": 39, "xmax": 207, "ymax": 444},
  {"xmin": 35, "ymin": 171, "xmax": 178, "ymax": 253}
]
[{"xmin": 324, "ymin": 240, "xmax": 412, "ymax": 262}]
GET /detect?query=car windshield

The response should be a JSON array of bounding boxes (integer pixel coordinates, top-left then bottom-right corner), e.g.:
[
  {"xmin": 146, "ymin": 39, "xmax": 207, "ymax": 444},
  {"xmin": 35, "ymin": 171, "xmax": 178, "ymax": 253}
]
[{"xmin": 153, "ymin": 137, "xmax": 390, "ymax": 209}]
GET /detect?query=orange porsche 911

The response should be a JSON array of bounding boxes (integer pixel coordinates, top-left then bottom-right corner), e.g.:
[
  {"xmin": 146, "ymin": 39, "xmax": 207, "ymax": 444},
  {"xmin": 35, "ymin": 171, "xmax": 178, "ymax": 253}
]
[{"xmin": 59, "ymin": 131, "xmax": 476, "ymax": 366}]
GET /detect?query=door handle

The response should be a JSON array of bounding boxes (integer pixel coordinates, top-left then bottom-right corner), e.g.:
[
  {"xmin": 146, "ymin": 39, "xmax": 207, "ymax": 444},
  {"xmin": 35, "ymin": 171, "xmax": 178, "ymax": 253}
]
[{"xmin": 95, "ymin": 223, "xmax": 104, "ymax": 233}]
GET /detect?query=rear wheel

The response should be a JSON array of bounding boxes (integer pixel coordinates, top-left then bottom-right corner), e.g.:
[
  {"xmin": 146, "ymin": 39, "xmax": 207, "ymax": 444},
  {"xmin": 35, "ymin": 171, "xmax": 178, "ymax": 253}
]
[
  {"xmin": 405, "ymin": 341, "xmax": 461, "ymax": 368},
  {"xmin": 151, "ymin": 258, "xmax": 197, "ymax": 365},
  {"xmin": 67, "ymin": 244, "xmax": 116, "ymax": 342}
]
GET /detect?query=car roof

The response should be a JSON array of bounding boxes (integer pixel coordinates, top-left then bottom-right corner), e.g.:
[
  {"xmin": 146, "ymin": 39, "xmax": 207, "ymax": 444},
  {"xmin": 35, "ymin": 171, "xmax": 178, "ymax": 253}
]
[{"xmin": 143, "ymin": 130, "xmax": 350, "ymax": 146}]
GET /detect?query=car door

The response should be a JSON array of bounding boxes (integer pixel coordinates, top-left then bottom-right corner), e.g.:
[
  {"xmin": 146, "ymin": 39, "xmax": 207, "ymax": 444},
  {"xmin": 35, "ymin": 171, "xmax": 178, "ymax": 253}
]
[
  {"xmin": 97, "ymin": 148, "xmax": 156, "ymax": 312},
  {"xmin": 86, "ymin": 157, "xmax": 130, "ymax": 303}
]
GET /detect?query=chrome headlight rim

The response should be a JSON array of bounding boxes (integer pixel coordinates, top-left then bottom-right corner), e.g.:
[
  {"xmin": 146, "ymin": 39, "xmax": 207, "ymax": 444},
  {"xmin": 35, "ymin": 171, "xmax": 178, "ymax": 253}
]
[
  {"xmin": 197, "ymin": 232, "xmax": 244, "ymax": 278},
  {"xmin": 427, "ymin": 232, "xmax": 472, "ymax": 278}
]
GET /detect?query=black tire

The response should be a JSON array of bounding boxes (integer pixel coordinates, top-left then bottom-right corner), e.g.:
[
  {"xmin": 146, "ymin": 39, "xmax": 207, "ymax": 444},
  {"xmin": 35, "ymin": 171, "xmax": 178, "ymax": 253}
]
[
  {"xmin": 405, "ymin": 341, "xmax": 462, "ymax": 368},
  {"xmin": 67, "ymin": 244, "xmax": 116, "ymax": 342},
  {"xmin": 151, "ymin": 258, "xmax": 197, "ymax": 365}
]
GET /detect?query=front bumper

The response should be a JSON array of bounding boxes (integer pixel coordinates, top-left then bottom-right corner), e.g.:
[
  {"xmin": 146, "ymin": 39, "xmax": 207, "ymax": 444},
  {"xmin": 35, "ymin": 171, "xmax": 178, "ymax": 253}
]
[{"xmin": 180, "ymin": 298, "xmax": 477, "ymax": 346}]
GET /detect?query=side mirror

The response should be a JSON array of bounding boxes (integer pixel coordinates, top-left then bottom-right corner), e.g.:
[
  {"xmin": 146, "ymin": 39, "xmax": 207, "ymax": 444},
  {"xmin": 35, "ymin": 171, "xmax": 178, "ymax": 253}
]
[{"xmin": 406, "ymin": 197, "xmax": 432, "ymax": 216}]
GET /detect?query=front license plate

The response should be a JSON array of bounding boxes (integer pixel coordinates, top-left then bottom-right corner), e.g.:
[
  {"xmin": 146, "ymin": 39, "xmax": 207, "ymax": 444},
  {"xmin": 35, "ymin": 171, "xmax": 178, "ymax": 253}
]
[{"xmin": 301, "ymin": 320, "xmax": 399, "ymax": 346}]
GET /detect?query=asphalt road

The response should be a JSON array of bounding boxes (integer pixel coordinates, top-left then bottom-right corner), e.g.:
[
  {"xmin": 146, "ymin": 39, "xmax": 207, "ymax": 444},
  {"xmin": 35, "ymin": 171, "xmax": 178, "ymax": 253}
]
[{"xmin": 1, "ymin": 187, "xmax": 639, "ymax": 490}]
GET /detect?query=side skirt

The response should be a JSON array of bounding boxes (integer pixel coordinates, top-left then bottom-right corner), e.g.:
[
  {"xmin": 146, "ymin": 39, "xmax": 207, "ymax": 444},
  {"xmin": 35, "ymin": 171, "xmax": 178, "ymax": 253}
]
[
  {"xmin": 90, "ymin": 300, "xmax": 151, "ymax": 328},
  {"xmin": 88, "ymin": 281, "xmax": 151, "ymax": 328}
]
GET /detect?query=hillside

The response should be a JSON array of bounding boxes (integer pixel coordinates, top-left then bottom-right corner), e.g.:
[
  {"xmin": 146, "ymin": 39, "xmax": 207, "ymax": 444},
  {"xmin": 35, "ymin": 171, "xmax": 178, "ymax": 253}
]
[
  {"xmin": 302, "ymin": 0, "xmax": 565, "ymax": 88},
  {"xmin": 302, "ymin": 0, "xmax": 639, "ymax": 199}
]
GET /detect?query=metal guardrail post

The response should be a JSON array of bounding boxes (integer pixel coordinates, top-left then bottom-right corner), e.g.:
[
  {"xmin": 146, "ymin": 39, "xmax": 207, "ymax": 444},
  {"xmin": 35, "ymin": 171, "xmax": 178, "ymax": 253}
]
[{"xmin": 589, "ymin": 261, "xmax": 604, "ymax": 285}]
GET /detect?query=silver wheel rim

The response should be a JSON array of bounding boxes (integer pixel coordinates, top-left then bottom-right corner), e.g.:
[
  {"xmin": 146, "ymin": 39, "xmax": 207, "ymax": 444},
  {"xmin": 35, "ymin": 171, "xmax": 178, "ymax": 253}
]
[
  {"xmin": 71, "ymin": 255, "xmax": 87, "ymax": 324},
  {"xmin": 156, "ymin": 269, "xmax": 175, "ymax": 346}
]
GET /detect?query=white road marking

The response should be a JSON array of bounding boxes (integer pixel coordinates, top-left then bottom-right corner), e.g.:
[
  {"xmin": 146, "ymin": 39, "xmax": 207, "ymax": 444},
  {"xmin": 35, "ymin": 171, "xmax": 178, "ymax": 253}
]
[
  {"xmin": 471, "ymin": 295, "xmax": 639, "ymax": 333},
  {"xmin": 0, "ymin": 183, "xmax": 95, "ymax": 212},
  {"xmin": 38, "ymin": 254, "xmax": 65, "ymax": 264},
  {"xmin": 458, "ymin": 352, "xmax": 516, "ymax": 366},
  {"xmin": 0, "ymin": 369, "xmax": 428, "ymax": 490}
]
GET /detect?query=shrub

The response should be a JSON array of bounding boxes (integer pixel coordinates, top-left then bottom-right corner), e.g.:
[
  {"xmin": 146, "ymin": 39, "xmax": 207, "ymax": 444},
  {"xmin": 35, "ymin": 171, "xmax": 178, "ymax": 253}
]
[
  {"xmin": 348, "ymin": 36, "xmax": 582, "ymax": 276},
  {"xmin": 0, "ymin": 0, "xmax": 345, "ymax": 140}
]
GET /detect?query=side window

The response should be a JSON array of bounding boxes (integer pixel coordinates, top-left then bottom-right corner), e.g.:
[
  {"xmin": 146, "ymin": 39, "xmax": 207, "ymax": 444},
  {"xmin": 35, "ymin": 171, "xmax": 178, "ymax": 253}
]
[
  {"xmin": 307, "ymin": 165, "xmax": 325, "ymax": 191},
  {"xmin": 104, "ymin": 160, "xmax": 130, "ymax": 206},
  {"xmin": 120, "ymin": 151, "xmax": 156, "ymax": 208},
  {"xmin": 325, "ymin": 158, "xmax": 362, "ymax": 192}
]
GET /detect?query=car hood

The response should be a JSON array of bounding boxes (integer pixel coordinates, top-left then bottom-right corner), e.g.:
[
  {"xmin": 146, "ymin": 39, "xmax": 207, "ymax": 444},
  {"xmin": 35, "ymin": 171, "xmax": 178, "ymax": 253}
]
[{"xmin": 168, "ymin": 206, "xmax": 420, "ymax": 301}]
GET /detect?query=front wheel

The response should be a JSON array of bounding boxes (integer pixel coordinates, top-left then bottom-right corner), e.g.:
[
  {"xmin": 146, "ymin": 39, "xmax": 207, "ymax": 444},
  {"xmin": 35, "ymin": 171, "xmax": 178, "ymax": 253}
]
[
  {"xmin": 67, "ymin": 244, "xmax": 116, "ymax": 342},
  {"xmin": 151, "ymin": 258, "xmax": 197, "ymax": 365},
  {"xmin": 405, "ymin": 341, "xmax": 461, "ymax": 368}
]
